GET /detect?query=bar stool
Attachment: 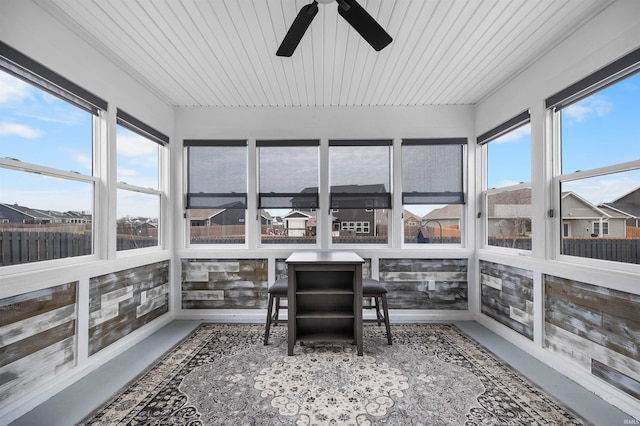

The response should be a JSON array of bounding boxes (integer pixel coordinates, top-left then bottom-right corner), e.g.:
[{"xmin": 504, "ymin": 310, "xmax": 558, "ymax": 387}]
[
  {"xmin": 264, "ymin": 278, "xmax": 288, "ymax": 345},
  {"xmin": 362, "ymin": 279, "xmax": 392, "ymax": 345}
]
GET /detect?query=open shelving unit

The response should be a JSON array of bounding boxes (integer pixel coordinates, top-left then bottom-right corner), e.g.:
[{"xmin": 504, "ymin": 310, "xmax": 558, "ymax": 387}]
[{"xmin": 286, "ymin": 251, "xmax": 364, "ymax": 356}]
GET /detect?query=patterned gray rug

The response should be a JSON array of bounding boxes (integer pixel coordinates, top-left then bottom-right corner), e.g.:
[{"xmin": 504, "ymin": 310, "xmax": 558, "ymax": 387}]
[{"xmin": 81, "ymin": 323, "xmax": 586, "ymax": 425}]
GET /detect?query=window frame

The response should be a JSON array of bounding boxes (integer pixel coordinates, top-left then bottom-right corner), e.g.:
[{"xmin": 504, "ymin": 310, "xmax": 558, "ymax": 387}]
[
  {"xmin": 184, "ymin": 140, "xmax": 248, "ymax": 248},
  {"xmin": 478, "ymin": 112, "xmax": 532, "ymax": 254},
  {"xmin": 328, "ymin": 140, "xmax": 393, "ymax": 247},
  {"xmin": 548, "ymin": 46, "xmax": 640, "ymax": 271},
  {"xmin": 256, "ymin": 140, "xmax": 320, "ymax": 247},
  {"xmin": 115, "ymin": 109, "xmax": 168, "ymax": 254},
  {"xmin": 0, "ymin": 42, "xmax": 107, "ymax": 270},
  {"xmin": 401, "ymin": 138, "xmax": 467, "ymax": 248}
]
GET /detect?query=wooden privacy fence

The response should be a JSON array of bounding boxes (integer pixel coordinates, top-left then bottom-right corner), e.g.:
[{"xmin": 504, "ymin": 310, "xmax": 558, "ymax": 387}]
[
  {"xmin": 0, "ymin": 231, "xmax": 158, "ymax": 265},
  {"xmin": 1, "ymin": 231, "xmax": 91, "ymax": 266}
]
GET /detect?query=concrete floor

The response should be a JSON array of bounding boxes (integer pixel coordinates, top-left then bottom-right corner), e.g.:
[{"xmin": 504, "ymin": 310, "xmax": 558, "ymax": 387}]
[{"xmin": 8, "ymin": 320, "xmax": 634, "ymax": 426}]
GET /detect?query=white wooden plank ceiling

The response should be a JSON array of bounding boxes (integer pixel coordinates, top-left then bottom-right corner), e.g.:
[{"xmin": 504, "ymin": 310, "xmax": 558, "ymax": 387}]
[{"xmin": 36, "ymin": 0, "xmax": 612, "ymax": 107}]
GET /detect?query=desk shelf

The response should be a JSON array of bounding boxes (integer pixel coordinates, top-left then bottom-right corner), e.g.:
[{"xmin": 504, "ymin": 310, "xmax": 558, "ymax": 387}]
[{"xmin": 286, "ymin": 251, "xmax": 364, "ymax": 356}]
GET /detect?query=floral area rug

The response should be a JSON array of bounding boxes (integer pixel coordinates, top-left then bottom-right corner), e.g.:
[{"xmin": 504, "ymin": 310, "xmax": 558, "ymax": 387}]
[{"xmin": 81, "ymin": 323, "xmax": 586, "ymax": 425}]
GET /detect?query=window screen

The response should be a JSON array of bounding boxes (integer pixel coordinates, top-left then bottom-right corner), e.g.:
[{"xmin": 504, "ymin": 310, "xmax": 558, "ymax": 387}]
[
  {"xmin": 185, "ymin": 140, "xmax": 247, "ymax": 209},
  {"xmin": 258, "ymin": 140, "xmax": 319, "ymax": 209},
  {"xmin": 329, "ymin": 140, "xmax": 392, "ymax": 209},
  {"xmin": 401, "ymin": 138, "xmax": 466, "ymax": 205}
]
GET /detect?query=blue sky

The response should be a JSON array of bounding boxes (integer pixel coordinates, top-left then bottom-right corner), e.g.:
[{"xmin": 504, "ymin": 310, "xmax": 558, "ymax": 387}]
[{"xmin": 1, "ymin": 69, "xmax": 639, "ymax": 219}]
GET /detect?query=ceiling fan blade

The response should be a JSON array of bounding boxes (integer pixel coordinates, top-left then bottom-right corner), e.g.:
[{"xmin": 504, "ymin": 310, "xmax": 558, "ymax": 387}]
[
  {"xmin": 276, "ymin": 1, "xmax": 319, "ymax": 57},
  {"xmin": 337, "ymin": 0, "xmax": 392, "ymax": 51}
]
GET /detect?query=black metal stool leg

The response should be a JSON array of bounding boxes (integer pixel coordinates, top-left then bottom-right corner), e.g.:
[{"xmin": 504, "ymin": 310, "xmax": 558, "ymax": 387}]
[
  {"xmin": 264, "ymin": 293, "xmax": 275, "ymax": 345},
  {"xmin": 381, "ymin": 293, "xmax": 392, "ymax": 345}
]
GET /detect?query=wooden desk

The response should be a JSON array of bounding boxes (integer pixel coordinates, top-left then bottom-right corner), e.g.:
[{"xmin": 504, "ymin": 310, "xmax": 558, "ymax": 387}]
[{"xmin": 286, "ymin": 250, "xmax": 364, "ymax": 356}]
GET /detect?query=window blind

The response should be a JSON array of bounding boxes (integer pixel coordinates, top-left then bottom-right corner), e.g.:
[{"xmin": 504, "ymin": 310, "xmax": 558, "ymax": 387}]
[
  {"xmin": 545, "ymin": 46, "xmax": 640, "ymax": 111},
  {"xmin": 257, "ymin": 140, "xmax": 319, "ymax": 209},
  {"xmin": 477, "ymin": 111, "xmax": 530, "ymax": 145},
  {"xmin": 329, "ymin": 140, "xmax": 392, "ymax": 209},
  {"xmin": 0, "ymin": 41, "xmax": 107, "ymax": 114},
  {"xmin": 184, "ymin": 140, "xmax": 247, "ymax": 209},
  {"xmin": 117, "ymin": 109, "xmax": 169, "ymax": 145},
  {"xmin": 401, "ymin": 138, "xmax": 466, "ymax": 205}
]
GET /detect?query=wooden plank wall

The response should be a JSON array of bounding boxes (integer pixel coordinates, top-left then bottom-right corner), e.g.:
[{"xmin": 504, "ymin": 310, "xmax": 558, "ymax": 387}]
[
  {"xmin": 544, "ymin": 274, "xmax": 640, "ymax": 401},
  {"xmin": 480, "ymin": 261, "xmax": 534, "ymax": 340},
  {"xmin": 181, "ymin": 259, "xmax": 268, "ymax": 309},
  {"xmin": 0, "ymin": 282, "xmax": 77, "ymax": 409},
  {"xmin": 89, "ymin": 261, "xmax": 169, "ymax": 356},
  {"xmin": 379, "ymin": 259, "xmax": 468, "ymax": 310}
]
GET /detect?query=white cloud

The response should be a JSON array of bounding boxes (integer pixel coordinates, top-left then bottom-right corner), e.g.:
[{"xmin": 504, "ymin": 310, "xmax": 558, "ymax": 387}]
[
  {"xmin": 0, "ymin": 72, "xmax": 33, "ymax": 104},
  {"xmin": 116, "ymin": 132, "xmax": 157, "ymax": 157},
  {"xmin": 562, "ymin": 173, "xmax": 640, "ymax": 205},
  {"xmin": 563, "ymin": 95, "xmax": 613, "ymax": 124},
  {"xmin": 0, "ymin": 122, "xmax": 43, "ymax": 139}
]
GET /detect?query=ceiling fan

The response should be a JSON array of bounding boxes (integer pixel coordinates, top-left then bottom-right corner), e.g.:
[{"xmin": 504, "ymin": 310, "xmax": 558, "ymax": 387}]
[{"xmin": 276, "ymin": 0, "xmax": 393, "ymax": 57}]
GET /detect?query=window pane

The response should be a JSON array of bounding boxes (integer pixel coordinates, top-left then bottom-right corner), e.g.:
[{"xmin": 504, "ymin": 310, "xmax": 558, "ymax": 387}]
[
  {"xmin": 332, "ymin": 209, "xmax": 388, "ymax": 244},
  {"xmin": 116, "ymin": 190, "xmax": 159, "ymax": 251},
  {"xmin": 560, "ymin": 170, "xmax": 640, "ymax": 264},
  {"xmin": 117, "ymin": 125, "xmax": 159, "ymax": 189},
  {"xmin": 189, "ymin": 208, "xmax": 246, "ymax": 245},
  {"xmin": 258, "ymin": 144, "xmax": 318, "ymax": 245},
  {"xmin": 330, "ymin": 144, "xmax": 390, "ymax": 209},
  {"xmin": 260, "ymin": 208, "xmax": 315, "ymax": 244},
  {"xmin": 0, "ymin": 168, "xmax": 93, "ymax": 265},
  {"xmin": 487, "ymin": 123, "xmax": 531, "ymax": 189},
  {"xmin": 486, "ymin": 188, "xmax": 532, "ymax": 250},
  {"xmin": 402, "ymin": 144, "xmax": 464, "ymax": 204},
  {"xmin": 403, "ymin": 205, "xmax": 461, "ymax": 244},
  {"xmin": 561, "ymin": 72, "xmax": 640, "ymax": 173},
  {"xmin": 187, "ymin": 145, "xmax": 247, "ymax": 209},
  {"xmin": 0, "ymin": 70, "xmax": 93, "ymax": 174}
]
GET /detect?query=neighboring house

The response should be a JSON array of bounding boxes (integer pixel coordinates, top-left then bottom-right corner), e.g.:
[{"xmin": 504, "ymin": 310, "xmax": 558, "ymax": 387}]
[
  {"xmin": 561, "ymin": 192, "xmax": 627, "ymax": 238},
  {"xmin": 486, "ymin": 188, "xmax": 532, "ymax": 238},
  {"xmin": 288, "ymin": 184, "xmax": 389, "ymax": 237},
  {"xmin": 417, "ymin": 205, "xmax": 462, "ymax": 242},
  {"xmin": 189, "ymin": 202, "xmax": 251, "ymax": 227},
  {"xmin": 0, "ymin": 203, "xmax": 90, "ymax": 224},
  {"xmin": 282, "ymin": 210, "xmax": 316, "ymax": 237},
  {"xmin": 600, "ymin": 186, "xmax": 640, "ymax": 228}
]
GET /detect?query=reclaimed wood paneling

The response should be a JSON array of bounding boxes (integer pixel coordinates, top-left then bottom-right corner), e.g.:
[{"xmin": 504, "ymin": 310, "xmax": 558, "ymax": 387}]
[
  {"xmin": 480, "ymin": 261, "xmax": 533, "ymax": 340},
  {"xmin": 0, "ymin": 283, "xmax": 77, "ymax": 408},
  {"xmin": 89, "ymin": 261, "xmax": 169, "ymax": 356},
  {"xmin": 181, "ymin": 259, "xmax": 268, "ymax": 309},
  {"xmin": 544, "ymin": 274, "xmax": 640, "ymax": 401},
  {"xmin": 379, "ymin": 259, "xmax": 467, "ymax": 310}
]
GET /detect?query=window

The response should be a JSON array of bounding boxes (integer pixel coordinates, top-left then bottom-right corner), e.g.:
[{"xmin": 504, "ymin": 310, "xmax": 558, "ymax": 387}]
[
  {"xmin": 401, "ymin": 138, "xmax": 466, "ymax": 245},
  {"xmin": 548, "ymin": 47, "xmax": 640, "ymax": 265},
  {"xmin": 329, "ymin": 140, "xmax": 391, "ymax": 244},
  {"xmin": 185, "ymin": 140, "xmax": 247, "ymax": 245},
  {"xmin": 0, "ymin": 41, "xmax": 106, "ymax": 266},
  {"xmin": 116, "ymin": 110, "xmax": 167, "ymax": 252},
  {"xmin": 257, "ymin": 140, "xmax": 319, "ymax": 245},
  {"xmin": 478, "ymin": 112, "xmax": 531, "ymax": 250}
]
